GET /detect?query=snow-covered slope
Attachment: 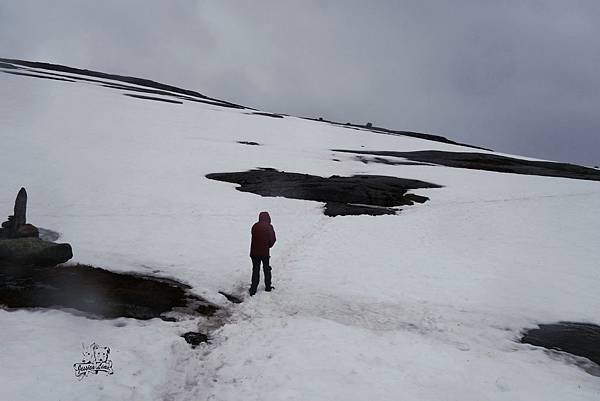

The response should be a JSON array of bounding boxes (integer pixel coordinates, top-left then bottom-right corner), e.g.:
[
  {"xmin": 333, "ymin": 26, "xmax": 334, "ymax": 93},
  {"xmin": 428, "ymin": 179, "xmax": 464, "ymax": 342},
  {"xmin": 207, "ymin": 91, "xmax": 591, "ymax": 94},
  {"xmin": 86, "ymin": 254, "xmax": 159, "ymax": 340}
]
[{"xmin": 1, "ymin": 61, "xmax": 599, "ymax": 401}]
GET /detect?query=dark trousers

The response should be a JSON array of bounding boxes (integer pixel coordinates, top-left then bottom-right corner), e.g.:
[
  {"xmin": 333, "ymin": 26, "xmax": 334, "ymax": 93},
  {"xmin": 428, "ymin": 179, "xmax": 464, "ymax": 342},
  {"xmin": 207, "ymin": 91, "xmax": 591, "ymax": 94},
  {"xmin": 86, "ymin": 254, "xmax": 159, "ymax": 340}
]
[{"xmin": 250, "ymin": 256, "xmax": 271, "ymax": 293}]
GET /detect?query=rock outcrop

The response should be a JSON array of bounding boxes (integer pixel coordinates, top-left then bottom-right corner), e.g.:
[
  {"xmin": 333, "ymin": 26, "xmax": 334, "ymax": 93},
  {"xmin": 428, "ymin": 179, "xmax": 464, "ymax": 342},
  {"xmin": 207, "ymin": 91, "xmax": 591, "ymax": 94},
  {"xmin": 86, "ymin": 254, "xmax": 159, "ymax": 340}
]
[
  {"xmin": 206, "ymin": 168, "xmax": 441, "ymax": 217},
  {"xmin": 0, "ymin": 238, "xmax": 73, "ymax": 266}
]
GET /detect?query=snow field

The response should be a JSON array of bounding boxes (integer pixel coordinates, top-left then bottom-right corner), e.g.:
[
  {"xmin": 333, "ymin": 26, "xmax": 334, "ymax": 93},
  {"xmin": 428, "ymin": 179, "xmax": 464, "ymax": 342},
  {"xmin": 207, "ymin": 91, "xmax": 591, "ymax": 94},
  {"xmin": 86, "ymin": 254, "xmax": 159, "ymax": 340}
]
[{"xmin": 1, "ymin": 68, "xmax": 599, "ymax": 400}]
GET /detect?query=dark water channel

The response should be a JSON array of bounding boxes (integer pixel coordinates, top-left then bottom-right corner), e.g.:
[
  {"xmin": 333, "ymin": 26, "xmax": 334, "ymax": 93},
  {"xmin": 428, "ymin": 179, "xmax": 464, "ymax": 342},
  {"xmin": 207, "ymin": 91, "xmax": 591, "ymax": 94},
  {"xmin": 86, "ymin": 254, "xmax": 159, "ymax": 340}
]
[{"xmin": 0, "ymin": 262, "xmax": 217, "ymax": 320}]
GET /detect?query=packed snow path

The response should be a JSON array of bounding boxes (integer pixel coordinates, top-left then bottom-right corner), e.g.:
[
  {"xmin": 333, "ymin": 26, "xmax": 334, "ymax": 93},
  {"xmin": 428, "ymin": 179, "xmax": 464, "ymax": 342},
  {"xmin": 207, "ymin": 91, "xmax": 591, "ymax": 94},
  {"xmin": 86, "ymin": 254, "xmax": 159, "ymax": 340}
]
[{"xmin": 156, "ymin": 190, "xmax": 600, "ymax": 401}]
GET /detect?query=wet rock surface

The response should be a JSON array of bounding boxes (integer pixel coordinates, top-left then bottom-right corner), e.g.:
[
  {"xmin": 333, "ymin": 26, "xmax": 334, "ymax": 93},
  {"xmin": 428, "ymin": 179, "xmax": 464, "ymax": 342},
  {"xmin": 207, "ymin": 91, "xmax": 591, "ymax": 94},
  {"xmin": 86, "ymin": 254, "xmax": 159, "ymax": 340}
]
[
  {"xmin": 251, "ymin": 112, "xmax": 284, "ymax": 118},
  {"xmin": 0, "ymin": 238, "xmax": 73, "ymax": 266},
  {"xmin": 0, "ymin": 262, "xmax": 217, "ymax": 320},
  {"xmin": 206, "ymin": 168, "xmax": 441, "ymax": 216},
  {"xmin": 334, "ymin": 149, "xmax": 600, "ymax": 181},
  {"xmin": 323, "ymin": 202, "xmax": 397, "ymax": 217},
  {"xmin": 182, "ymin": 331, "xmax": 209, "ymax": 347},
  {"xmin": 521, "ymin": 322, "xmax": 600, "ymax": 368},
  {"xmin": 123, "ymin": 93, "xmax": 183, "ymax": 104}
]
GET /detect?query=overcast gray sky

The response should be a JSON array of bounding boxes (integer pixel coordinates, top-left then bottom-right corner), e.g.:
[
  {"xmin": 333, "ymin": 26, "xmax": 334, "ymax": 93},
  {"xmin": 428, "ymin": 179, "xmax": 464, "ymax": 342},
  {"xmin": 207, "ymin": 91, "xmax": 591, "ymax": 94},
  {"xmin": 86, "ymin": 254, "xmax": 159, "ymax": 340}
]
[{"xmin": 1, "ymin": 1, "xmax": 599, "ymax": 165}]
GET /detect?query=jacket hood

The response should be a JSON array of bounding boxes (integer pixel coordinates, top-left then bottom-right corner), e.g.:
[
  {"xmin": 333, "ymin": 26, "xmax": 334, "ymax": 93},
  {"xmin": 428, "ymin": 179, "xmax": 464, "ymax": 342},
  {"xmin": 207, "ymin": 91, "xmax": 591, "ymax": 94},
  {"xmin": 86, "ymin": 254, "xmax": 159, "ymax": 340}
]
[{"xmin": 258, "ymin": 211, "xmax": 271, "ymax": 223}]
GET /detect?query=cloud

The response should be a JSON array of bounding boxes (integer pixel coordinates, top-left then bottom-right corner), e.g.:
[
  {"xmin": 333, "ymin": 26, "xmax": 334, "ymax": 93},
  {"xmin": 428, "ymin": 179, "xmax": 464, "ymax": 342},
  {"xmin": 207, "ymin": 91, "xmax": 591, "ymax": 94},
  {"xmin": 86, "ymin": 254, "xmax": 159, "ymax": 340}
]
[{"xmin": 1, "ymin": 0, "xmax": 598, "ymax": 164}]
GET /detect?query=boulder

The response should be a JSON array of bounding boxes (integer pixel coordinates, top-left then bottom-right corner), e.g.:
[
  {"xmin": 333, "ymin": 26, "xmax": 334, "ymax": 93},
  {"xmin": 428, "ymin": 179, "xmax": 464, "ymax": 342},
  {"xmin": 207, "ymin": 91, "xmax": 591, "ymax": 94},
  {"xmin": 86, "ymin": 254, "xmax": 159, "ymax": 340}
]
[
  {"xmin": 14, "ymin": 187, "xmax": 27, "ymax": 227},
  {"xmin": 0, "ymin": 238, "xmax": 73, "ymax": 266},
  {"xmin": 16, "ymin": 224, "xmax": 39, "ymax": 238}
]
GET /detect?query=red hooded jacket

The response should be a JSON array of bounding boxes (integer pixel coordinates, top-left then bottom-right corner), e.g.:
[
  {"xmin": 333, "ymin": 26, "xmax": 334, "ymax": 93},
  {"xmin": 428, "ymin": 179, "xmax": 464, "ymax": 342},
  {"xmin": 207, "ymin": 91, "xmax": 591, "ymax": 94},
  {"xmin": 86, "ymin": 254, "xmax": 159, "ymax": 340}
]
[{"xmin": 250, "ymin": 212, "xmax": 276, "ymax": 257}]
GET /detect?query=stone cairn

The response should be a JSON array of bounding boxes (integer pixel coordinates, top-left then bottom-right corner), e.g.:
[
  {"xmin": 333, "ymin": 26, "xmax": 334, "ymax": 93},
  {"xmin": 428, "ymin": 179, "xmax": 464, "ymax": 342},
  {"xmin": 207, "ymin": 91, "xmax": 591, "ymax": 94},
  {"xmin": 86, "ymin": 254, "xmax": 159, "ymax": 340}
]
[
  {"xmin": 1, "ymin": 187, "xmax": 39, "ymax": 239},
  {"xmin": 0, "ymin": 188, "xmax": 73, "ymax": 266}
]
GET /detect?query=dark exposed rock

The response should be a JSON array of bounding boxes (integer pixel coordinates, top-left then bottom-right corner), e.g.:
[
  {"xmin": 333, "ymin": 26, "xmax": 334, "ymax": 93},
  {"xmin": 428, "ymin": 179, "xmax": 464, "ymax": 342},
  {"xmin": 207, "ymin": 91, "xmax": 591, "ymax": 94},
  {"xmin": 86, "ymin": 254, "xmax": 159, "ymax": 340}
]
[
  {"xmin": 206, "ymin": 169, "xmax": 440, "ymax": 216},
  {"xmin": 102, "ymin": 82, "xmax": 195, "ymax": 99},
  {"xmin": 3, "ymin": 64, "xmax": 240, "ymax": 108},
  {"xmin": 196, "ymin": 303, "xmax": 219, "ymax": 316},
  {"xmin": 24, "ymin": 69, "xmax": 109, "ymax": 84},
  {"xmin": 354, "ymin": 155, "xmax": 433, "ymax": 166},
  {"xmin": 102, "ymin": 83, "xmax": 244, "ymax": 109},
  {"xmin": 1, "ymin": 189, "xmax": 53, "ymax": 242},
  {"xmin": 521, "ymin": 322, "xmax": 600, "ymax": 373},
  {"xmin": 218, "ymin": 291, "xmax": 243, "ymax": 304},
  {"xmin": 15, "ymin": 224, "xmax": 39, "ymax": 239},
  {"xmin": 324, "ymin": 202, "xmax": 396, "ymax": 217},
  {"xmin": 1, "ymin": 188, "xmax": 37, "ymax": 239},
  {"xmin": 182, "ymin": 331, "xmax": 209, "ymax": 347},
  {"xmin": 237, "ymin": 141, "xmax": 261, "ymax": 146},
  {"xmin": 33, "ymin": 242, "xmax": 73, "ymax": 265},
  {"xmin": 0, "ymin": 62, "xmax": 19, "ymax": 69},
  {"xmin": 251, "ymin": 112, "xmax": 284, "ymax": 118},
  {"xmin": 0, "ymin": 58, "xmax": 248, "ymax": 109},
  {"xmin": 0, "ymin": 238, "xmax": 72, "ymax": 266},
  {"xmin": 0, "ymin": 262, "xmax": 217, "ymax": 320},
  {"xmin": 1, "ymin": 70, "xmax": 77, "ymax": 82},
  {"xmin": 169, "ymin": 94, "xmax": 245, "ymax": 108},
  {"xmin": 0, "ymin": 218, "xmax": 13, "ymax": 230},
  {"xmin": 404, "ymin": 194, "xmax": 430, "ymax": 204},
  {"xmin": 334, "ymin": 149, "xmax": 600, "ymax": 182},
  {"xmin": 123, "ymin": 93, "xmax": 183, "ymax": 104}
]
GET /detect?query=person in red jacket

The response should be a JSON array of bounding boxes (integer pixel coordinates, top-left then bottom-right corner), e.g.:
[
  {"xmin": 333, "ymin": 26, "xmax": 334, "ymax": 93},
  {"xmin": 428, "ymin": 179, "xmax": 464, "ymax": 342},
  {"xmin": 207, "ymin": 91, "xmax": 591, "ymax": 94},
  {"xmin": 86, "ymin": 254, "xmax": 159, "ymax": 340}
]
[{"xmin": 249, "ymin": 211, "xmax": 276, "ymax": 296}]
